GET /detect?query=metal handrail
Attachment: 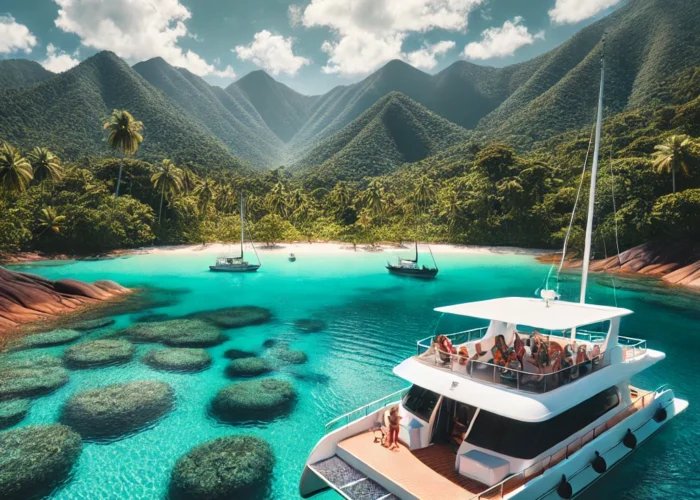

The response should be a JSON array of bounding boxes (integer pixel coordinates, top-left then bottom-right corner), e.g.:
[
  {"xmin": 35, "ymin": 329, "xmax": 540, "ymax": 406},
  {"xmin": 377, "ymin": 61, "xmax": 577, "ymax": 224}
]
[
  {"xmin": 476, "ymin": 386, "xmax": 664, "ymax": 499},
  {"xmin": 324, "ymin": 387, "xmax": 411, "ymax": 434}
]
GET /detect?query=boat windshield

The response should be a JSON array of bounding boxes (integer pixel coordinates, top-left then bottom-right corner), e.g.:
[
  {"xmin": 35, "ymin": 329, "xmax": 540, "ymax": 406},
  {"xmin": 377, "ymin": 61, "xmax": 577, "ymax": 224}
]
[{"xmin": 402, "ymin": 385, "xmax": 440, "ymax": 422}]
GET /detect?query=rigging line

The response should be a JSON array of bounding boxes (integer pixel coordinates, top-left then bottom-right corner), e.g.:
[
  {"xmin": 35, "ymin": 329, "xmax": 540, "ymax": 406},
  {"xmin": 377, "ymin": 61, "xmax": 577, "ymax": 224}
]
[
  {"xmin": 609, "ymin": 145, "xmax": 622, "ymax": 267},
  {"xmin": 557, "ymin": 123, "xmax": 597, "ymax": 278}
]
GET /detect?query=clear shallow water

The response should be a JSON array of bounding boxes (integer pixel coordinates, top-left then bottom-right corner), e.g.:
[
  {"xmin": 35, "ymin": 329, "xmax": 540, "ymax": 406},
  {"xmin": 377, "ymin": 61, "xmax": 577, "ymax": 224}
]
[{"xmin": 5, "ymin": 248, "xmax": 699, "ymax": 500}]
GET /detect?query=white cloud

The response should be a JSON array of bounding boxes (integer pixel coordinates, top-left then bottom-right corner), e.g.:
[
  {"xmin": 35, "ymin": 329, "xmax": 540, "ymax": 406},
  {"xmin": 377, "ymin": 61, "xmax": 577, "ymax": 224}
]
[
  {"xmin": 301, "ymin": 0, "xmax": 484, "ymax": 76},
  {"xmin": 549, "ymin": 0, "xmax": 623, "ymax": 25},
  {"xmin": 41, "ymin": 43, "xmax": 80, "ymax": 72},
  {"xmin": 52, "ymin": 0, "xmax": 235, "ymax": 79},
  {"xmin": 234, "ymin": 30, "xmax": 310, "ymax": 76},
  {"xmin": 0, "ymin": 15, "xmax": 37, "ymax": 54},
  {"xmin": 288, "ymin": 5, "xmax": 303, "ymax": 27},
  {"xmin": 406, "ymin": 40, "xmax": 455, "ymax": 69},
  {"xmin": 463, "ymin": 17, "xmax": 544, "ymax": 60}
]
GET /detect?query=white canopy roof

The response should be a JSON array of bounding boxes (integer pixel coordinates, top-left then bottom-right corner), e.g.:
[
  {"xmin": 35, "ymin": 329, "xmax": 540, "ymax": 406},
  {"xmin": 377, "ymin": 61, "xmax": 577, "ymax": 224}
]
[{"xmin": 434, "ymin": 297, "xmax": 632, "ymax": 331}]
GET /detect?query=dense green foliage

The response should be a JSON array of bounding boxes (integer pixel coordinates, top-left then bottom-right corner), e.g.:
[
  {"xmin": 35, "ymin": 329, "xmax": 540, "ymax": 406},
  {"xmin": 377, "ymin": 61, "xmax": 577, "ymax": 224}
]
[{"xmin": 0, "ymin": 60, "xmax": 53, "ymax": 91}]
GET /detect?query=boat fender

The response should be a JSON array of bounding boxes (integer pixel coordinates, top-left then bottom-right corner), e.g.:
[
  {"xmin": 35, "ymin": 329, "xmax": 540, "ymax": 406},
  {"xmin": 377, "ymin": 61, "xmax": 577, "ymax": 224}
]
[
  {"xmin": 623, "ymin": 428, "xmax": 637, "ymax": 449},
  {"xmin": 557, "ymin": 474, "xmax": 573, "ymax": 499},
  {"xmin": 591, "ymin": 451, "xmax": 607, "ymax": 473},
  {"xmin": 653, "ymin": 407, "xmax": 667, "ymax": 423}
]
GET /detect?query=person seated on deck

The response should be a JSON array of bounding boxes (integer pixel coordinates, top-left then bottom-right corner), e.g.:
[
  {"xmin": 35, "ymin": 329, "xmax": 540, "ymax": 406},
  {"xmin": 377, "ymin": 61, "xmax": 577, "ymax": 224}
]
[
  {"xmin": 385, "ymin": 406, "xmax": 402, "ymax": 450},
  {"xmin": 491, "ymin": 335, "xmax": 509, "ymax": 367},
  {"xmin": 435, "ymin": 335, "xmax": 456, "ymax": 364},
  {"xmin": 457, "ymin": 345, "xmax": 469, "ymax": 366}
]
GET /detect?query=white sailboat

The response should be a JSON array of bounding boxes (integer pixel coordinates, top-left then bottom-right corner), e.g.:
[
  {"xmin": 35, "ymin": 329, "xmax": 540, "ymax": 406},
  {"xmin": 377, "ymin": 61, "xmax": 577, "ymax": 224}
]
[
  {"xmin": 209, "ymin": 192, "xmax": 260, "ymax": 272},
  {"xmin": 299, "ymin": 41, "xmax": 687, "ymax": 500}
]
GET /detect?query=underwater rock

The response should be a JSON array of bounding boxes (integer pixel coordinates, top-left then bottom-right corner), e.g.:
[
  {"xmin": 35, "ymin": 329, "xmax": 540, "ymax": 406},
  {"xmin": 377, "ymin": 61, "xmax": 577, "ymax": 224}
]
[
  {"xmin": 211, "ymin": 378, "xmax": 296, "ymax": 422},
  {"xmin": 188, "ymin": 306, "xmax": 272, "ymax": 329},
  {"xmin": 61, "ymin": 380, "xmax": 174, "ymax": 440},
  {"xmin": 71, "ymin": 317, "xmax": 116, "ymax": 331},
  {"xmin": 293, "ymin": 318, "xmax": 327, "ymax": 333},
  {"xmin": 262, "ymin": 338, "xmax": 279, "ymax": 348},
  {"xmin": 133, "ymin": 312, "xmax": 170, "ymax": 323},
  {"xmin": 0, "ymin": 424, "xmax": 82, "ymax": 500},
  {"xmin": 121, "ymin": 319, "xmax": 224, "ymax": 347},
  {"xmin": 223, "ymin": 348, "xmax": 256, "ymax": 359},
  {"xmin": 270, "ymin": 346, "xmax": 308, "ymax": 365},
  {"xmin": 143, "ymin": 348, "xmax": 212, "ymax": 373},
  {"xmin": 17, "ymin": 329, "xmax": 81, "ymax": 349},
  {"xmin": 225, "ymin": 357, "xmax": 272, "ymax": 377},
  {"xmin": 0, "ymin": 365, "xmax": 69, "ymax": 400},
  {"xmin": 0, "ymin": 354, "xmax": 64, "ymax": 370},
  {"xmin": 63, "ymin": 339, "xmax": 135, "ymax": 368},
  {"xmin": 0, "ymin": 399, "xmax": 30, "ymax": 429},
  {"xmin": 169, "ymin": 435, "xmax": 274, "ymax": 500}
]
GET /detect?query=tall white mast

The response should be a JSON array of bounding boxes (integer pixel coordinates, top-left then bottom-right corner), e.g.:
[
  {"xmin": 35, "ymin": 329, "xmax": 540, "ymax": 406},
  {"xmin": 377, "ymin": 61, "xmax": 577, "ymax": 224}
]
[
  {"xmin": 580, "ymin": 38, "xmax": 605, "ymax": 304},
  {"xmin": 240, "ymin": 192, "xmax": 245, "ymax": 259}
]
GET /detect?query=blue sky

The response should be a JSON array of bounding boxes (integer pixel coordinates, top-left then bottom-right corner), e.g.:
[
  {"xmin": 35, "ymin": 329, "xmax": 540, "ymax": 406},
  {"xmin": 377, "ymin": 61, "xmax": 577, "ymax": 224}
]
[{"xmin": 0, "ymin": 0, "xmax": 625, "ymax": 95}]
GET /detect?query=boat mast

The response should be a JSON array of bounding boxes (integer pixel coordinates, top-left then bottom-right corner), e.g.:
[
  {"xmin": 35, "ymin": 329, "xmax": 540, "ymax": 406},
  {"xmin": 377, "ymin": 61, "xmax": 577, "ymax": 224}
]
[
  {"xmin": 580, "ymin": 38, "xmax": 605, "ymax": 304},
  {"xmin": 415, "ymin": 241, "xmax": 418, "ymax": 263},
  {"xmin": 240, "ymin": 192, "xmax": 245, "ymax": 259}
]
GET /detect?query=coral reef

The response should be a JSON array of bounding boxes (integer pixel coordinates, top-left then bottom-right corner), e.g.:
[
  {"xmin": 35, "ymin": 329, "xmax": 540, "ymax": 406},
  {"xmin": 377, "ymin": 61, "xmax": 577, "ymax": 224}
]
[
  {"xmin": 211, "ymin": 378, "xmax": 296, "ymax": 422},
  {"xmin": 16, "ymin": 329, "xmax": 81, "ymax": 349},
  {"xmin": 188, "ymin": 306, "xmax": 272, "ymax": 329},
  {"xmin": 0, "ymin": 365, "xmax": 69, "ymax": 400},
  {"xmin": 143, "ymin": 348, "xmax": 212, "ymax": 373},
  {"xmin": 121, "ymin": 319, "xmax": 224, "ymax": 347},
  {"xmin": 270, "ymin": 345, "xmax": 308, "ymax": 365},
  {"xmin": 71, "ymin": 317, "xmax": 115, "ymax": 331},
  {"xmin": 63, "ymin": 339, "xmax": 135, "ymax": 368},
  {"xmin": 293, "ymin": 318, "xmax": 327, "ymax": 333},
  {"xmin": 225, "ymin": 357, "xmax": 272, "ymax": 377},
  {"xmin": 223, "ymin": 348, "xmax": 256, "ymax": 359},
  {"xmin": 0, "ymin": 399, "xmax": 30, "ymax": 429}
]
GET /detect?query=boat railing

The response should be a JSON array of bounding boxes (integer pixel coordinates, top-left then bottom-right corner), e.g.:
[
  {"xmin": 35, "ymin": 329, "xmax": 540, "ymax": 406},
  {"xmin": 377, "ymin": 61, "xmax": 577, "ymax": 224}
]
[
  {"xmin": 416, "ymin": 331, "xmax": 648, "ymax": 394},
  {"xmin": 324, "ymin": 387, "xmax": 411, "ymax": 434},
  {"xmin": 475, "ymin": 385, "xmax": 664, "ymax": 500}
]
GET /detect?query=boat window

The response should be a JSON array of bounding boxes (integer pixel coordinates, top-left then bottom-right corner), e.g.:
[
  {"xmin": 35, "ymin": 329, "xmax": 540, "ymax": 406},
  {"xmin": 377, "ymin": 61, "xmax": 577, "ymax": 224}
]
[
  {"xmin": 466, "ymin": 387, "xmax": 619, "ymax": 459},
  {"xmin": 402, "ymin": 385, "xmax": 440, "ymax": 422}
]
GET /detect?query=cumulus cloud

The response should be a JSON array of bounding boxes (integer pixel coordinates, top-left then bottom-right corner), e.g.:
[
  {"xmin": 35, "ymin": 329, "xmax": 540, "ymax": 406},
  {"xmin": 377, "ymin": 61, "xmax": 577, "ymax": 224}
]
[
  {"xmin": 301, "ymin": 0, "xmax": 483, "ymax": 76},
  {"xmin": 288, "ymin": 5, "xmax": 303, "ymax": 27},
  {"xmin": 41, "ymin": 43, "xmax": 80, "ymax": 72},
  {"xmin": 406, "ymin": 40, "xmax": 455, "ymax": 69},
  {"xmin": 463, "ymin": 17, "xmax": 543, "ymax": 60},
  {"xmin": 234, "ymin": 30, "xmax": 310, "ymax": 76},
  {"xmin": 52, "ymin": 0, "xmax": 235, "ymax": 79},
  {"xmin": 549, "ymin": 0, "xmax": 623, "ymax": 24},
  {"xmin": 0, "ymin": 15, "xmax": 38, "ymax": 54}
]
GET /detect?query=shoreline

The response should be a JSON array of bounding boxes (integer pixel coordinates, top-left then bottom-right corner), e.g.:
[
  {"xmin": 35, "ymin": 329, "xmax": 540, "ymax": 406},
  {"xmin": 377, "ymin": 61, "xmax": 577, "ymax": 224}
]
[{"xmin": 3, "ymin": 241, "xmax": 556, "ymax": 264}]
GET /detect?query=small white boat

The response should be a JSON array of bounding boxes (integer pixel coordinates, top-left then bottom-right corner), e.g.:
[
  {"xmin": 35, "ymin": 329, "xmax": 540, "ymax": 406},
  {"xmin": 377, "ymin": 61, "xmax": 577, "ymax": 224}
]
[
  {"xmin": 289, "ymin": 253, "xmax": 297, "ymax": 262},
  {"xmin": 299, "ymin": 39, "xmax": 687, "ymax": 500},
  {"xmin": 209, "ymin": 192, "xmax": 260, "ymax": 273}
]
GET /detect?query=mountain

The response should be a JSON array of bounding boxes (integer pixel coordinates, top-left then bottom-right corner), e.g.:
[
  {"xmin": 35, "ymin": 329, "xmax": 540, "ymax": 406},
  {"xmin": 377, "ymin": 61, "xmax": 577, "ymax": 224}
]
[
  {"xmin": 294, "ymin": 92, "xmax": 470, "ymax": 185},
  {"xmin": 230, "ymin": 70, "xmax": 319, "ymax": 142},
  {"xmin": 0, "ymin": 51, "xmax": 249, "ymax": 171},
  {"xmin": 0, "ymin": 60, "xmax": 53, "ymax": 91},
  {"xmin": 133, "ymin": 57, "xmax": 283, "ymax": 167}
]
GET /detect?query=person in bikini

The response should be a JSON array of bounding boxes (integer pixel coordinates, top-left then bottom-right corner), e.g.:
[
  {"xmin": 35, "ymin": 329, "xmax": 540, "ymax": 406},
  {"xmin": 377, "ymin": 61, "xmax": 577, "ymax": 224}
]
[{"xmin": 385, "ymin": 406, "xmax": 402, "ymax": 450}]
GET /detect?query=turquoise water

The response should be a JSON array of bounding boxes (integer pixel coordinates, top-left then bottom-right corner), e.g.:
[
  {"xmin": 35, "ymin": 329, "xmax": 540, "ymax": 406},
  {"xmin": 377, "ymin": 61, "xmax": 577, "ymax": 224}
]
[{"xmin": 4, "ymin": 248, "xmax": 698, "ymax": 499}]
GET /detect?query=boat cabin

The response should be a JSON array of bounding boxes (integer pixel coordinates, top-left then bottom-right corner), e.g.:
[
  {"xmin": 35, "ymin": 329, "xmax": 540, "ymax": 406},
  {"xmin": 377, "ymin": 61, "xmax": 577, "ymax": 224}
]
[{"xmin": 214, "ymin": 256, "xmax": 246, "ymax": 266}]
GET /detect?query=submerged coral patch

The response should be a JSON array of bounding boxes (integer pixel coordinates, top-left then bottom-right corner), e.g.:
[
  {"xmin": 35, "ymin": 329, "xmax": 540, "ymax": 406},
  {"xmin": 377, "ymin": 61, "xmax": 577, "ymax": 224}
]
[
  {"xmin": 270, "ymin": 345, "xmax": 308, "ymax": 365},
  {"xmin": 63, "ymin": 339, "xmax": 135, "ymax": 368},
  {"xmin": 133, "ymin": 313, "xmax": 170, "ymax": 323},
  {"xmin": 293, "ymin": 318, "xmax": 327, "ymax": 333},
  {"xmin": 188, "ymin": 306, "xmax": 272, "ymax": 329},
  {"xmin": 143, "ymin": 348, "xmax": 212, "ymax": 373},
  {"xmin": 71, "ymin": 317, "xmax": 116, "ymax": 331},
  {"xmin": 169, "ymin": 435, "xmax": 274, "ymax": 499},
  {"xmin": 223, "ymin": 348, "xmax": 256, "ymax": 359},
  {"xmin": 17, "ymin": 329, "xmax": 81, "ymax": 349},
  {"xmin": 0, "ymin": 399, "xmax": 30, "ymax": 429},
  {"xmin": 121, "ymin": 319, "xmax": 224, "ymax": 347},
  {"xmin": 262, "ymin": 338, "xmax": 279, "ymax": 348},
  {"xmin": 0, "ymin": 424, "xmax": 82, "ymax": 500},
  {"xmin": 0, "ymin": 365, "xmax": 69, "ymax": 400},
  {"xmin": 60, "ymin": 380, "xmax": 175, "ymax": 440},
  {"xmin": 225, "ymin": 357, "xmax": 272, "ymax": 377},
  {"xmin": 211, "ymin": 378, "xmax": 296, "ymax": 422}
]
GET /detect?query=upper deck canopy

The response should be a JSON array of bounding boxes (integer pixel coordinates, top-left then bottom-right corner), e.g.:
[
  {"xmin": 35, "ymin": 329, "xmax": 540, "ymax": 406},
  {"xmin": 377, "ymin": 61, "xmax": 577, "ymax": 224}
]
[{"xmin": 434, "ymin": 297, "xmax": 632, "ymax": 331}]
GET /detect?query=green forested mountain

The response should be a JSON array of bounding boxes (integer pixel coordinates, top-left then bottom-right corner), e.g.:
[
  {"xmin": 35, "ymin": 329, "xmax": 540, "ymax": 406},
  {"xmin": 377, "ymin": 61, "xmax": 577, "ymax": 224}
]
[
  {"xmin": 230, "ymin": 70, "xmax": 319, "ymax": 142},
  {"xmin": 0, "ymin": 51, "xmax": 249, "ymax": 172},
  {"xmin": 0, "ymin": 60, "xmax": 53, "ymax": 91},
  {"xmin": 294, "ymin": 92, "xmax": 470, "ymax": 185},
  {"xmin": 133, "ymin": 57, "xmax": 283, "ymax": 167}
]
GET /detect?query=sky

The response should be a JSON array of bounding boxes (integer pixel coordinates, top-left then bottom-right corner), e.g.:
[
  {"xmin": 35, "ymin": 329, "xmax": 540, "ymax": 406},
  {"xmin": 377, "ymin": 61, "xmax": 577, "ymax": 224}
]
[{"xmin": 0, "ymin": 0, "xmax": 626, "ymax": 95}]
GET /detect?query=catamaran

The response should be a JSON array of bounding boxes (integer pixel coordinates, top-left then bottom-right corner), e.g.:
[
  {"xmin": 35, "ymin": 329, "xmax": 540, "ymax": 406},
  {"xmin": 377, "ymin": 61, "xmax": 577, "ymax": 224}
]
[
  {"xmin": 209, "ymin": 192, "xmax": 260, "ymax": 272},
  {"xmin": 299, "ymin": 41, "xmax": 687, "ymax": 500},
  {"xmin": 387, "ymin": 242, "xmax": 438, "ymax": 278}
]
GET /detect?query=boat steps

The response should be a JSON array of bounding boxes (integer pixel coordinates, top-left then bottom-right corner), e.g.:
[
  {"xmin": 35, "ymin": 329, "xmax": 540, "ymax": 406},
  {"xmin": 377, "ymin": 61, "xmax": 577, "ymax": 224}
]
[{"xmin": 309, "ymin": 455, "xmax": 399, "ymax": 500}]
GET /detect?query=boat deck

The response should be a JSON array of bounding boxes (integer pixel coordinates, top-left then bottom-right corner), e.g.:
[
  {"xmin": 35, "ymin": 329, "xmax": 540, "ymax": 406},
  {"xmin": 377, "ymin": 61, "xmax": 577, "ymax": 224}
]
[{"xmin": 338, "ymin": 432, "xmax": 487, "ymax": 500}]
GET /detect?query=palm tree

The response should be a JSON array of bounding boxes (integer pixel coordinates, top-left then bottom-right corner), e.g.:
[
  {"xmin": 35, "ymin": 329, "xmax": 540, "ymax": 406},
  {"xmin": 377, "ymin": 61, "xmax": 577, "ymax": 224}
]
[
  {"xmin": 216, "ymin": 185, "xmax": 237, "ymax": 214},
  {"xmin": 103, "ymin": 109, "xmax": 144, "ymax": 199},
  {"xmin": 411, "ymin": 175, "xmax": 436, "ymax": 214},
  {"xmin": 28, "ymin": 147, "xmax": 63, "ymax": 192},
  {"xmin": 0, "ymin": 143, "xmax": 33, "ymax": 194},
  {"xmin": 151, "ymin": 159, "xmax": 183, "ymax": 223},
  {"xmin": 652, "ymin": 135, "xmax": 694, "ymax": 193},
  {"xmin": 180, "ymin": 167, "xmax": 198, "ymax": 193},
  {"xmin": 36, "ymin": 207, "xmax": 66, "ymax": 235},
  {"xmin": 330, "ymin": 181, "xmax": 352, "ymax": 211},
  {"xmin": 266, "ymin": 182, "xmax": 289, "ymax": 217},
  {"xmin": 363, "ymin": 179, "xmax": 386, "ymax": 222},
  {"xmin": 193, "ymin": 179, "xmax": 217, "ymax": 213}
]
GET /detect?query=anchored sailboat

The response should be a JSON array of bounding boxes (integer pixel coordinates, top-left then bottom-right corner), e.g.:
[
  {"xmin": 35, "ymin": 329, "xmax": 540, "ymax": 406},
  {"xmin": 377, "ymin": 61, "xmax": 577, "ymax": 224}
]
[
  {"xmin": 209, "ymin": 192, "xmax": 260, "ymax": 273},
  {"xmin": 386, "ymin": 241, "xmax": 438, "ymax": 278}
]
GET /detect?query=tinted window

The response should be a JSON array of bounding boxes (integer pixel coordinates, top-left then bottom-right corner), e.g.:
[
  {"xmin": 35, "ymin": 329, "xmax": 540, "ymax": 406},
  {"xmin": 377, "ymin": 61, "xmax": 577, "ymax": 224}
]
[
  {"xmin": 466, "ymin": 387, "xmax": 619, "ymax": 459},
  {"xmin": 403, "ymin": 385, "xmax": 440, "ymax": 422}
]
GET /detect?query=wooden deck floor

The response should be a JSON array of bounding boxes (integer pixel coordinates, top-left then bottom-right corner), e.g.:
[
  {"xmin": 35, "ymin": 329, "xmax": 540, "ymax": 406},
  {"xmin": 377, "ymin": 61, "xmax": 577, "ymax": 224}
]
[{"xmin": 338, "ymin": 432, "xmax": 487, "ymax": 500}]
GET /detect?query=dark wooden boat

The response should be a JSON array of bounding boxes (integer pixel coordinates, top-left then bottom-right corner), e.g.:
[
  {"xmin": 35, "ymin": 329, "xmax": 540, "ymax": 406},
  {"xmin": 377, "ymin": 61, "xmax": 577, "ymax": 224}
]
[{"xmin": 386, "ymin": 242, "xmax": 438, "ymax": 278}]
